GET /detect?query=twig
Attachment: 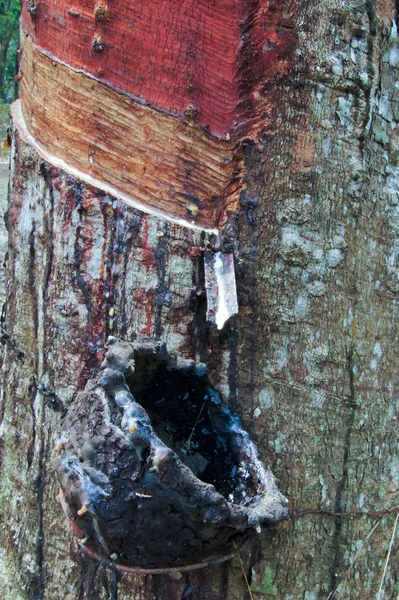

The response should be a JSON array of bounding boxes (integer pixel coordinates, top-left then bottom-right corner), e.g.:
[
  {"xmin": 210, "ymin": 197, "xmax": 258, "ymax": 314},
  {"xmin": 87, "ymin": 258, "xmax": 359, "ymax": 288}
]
[
  {"xmin": 234, "ymin": 543, "xmax": 253, "ymax": 600},
  {"xmin": 184, "ymin": 401, "xmax": 206, "ymax": 451},
  {"xmin": 327, "ymin": 518, "xmax": 383, "ymax": 600},
  {"xmin": 294, "ymin": 505, "xmax": 399, "ymax": 521},
  {"xmin": 376, "ymin": 512, "xmax": 399, "ymax": 600},
  {"xmin": 293, "ymin": 505, "xmax": 399, "ymax": 600}
]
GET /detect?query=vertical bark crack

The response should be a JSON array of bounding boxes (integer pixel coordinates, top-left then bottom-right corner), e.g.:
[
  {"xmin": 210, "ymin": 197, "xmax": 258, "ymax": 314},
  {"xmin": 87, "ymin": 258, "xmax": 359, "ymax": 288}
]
[
  {"xmin": 328, "ymin": 345, "xmax": 357, "ymax": 596},
  {"xmin": 74, "ymin": 181, "xmax": 93, "ymax": 324},
  {"xmin": 32, "ymin": 440, "xmax": 45, "ymax": 600},
  {"xmin": 154, "ymin": 221, "xmax": 169, "ymax": 340}
]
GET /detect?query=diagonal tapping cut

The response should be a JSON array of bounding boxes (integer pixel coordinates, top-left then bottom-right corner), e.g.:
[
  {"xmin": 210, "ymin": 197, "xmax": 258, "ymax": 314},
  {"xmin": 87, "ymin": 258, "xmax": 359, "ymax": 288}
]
[
  {"xmin": 16, "ymin": 0, "xmax": 297, "ymax": 231},
  {"xmin": 13, "ymin": 34, "xmax": 239, "ymax": 232}
]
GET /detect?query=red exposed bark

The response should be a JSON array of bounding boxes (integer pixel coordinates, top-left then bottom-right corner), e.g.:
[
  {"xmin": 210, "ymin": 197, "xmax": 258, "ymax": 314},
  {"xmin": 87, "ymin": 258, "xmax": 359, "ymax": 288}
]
[
  {"xmin": 22, "ymin": 0, "xmax": 243, "ymax": 137},
  {"xmin": 22, "ymin": 0, "xmax": 297, "ymax": 139},
  {"xmin": 15, "ymin": 36, "xmax": 238, "ymax": 230},
  {"xmin": 18, "ymin": 1, "xmax": 298, "ymax": 229}
]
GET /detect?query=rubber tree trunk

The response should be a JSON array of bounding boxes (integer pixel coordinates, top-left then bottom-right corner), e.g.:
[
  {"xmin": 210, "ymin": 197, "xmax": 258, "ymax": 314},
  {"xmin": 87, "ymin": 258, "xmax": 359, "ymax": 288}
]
[{"xmin": 1, "ymin": 0, "xmax": 399, "ymax": 599}]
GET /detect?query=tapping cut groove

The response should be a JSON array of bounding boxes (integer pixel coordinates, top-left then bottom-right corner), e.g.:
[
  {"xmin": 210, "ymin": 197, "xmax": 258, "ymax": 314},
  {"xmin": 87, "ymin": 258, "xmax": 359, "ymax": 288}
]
[{"xmin": 16, "ymin": 33, "xmax": 242, "ymax": 231}]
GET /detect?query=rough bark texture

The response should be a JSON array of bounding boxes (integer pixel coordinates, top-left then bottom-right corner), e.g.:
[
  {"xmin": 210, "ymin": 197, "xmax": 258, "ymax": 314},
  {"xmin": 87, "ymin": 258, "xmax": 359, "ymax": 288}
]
[{"xmin": 1, "ymin": 0, "xmax": 399, "ymax": 599}]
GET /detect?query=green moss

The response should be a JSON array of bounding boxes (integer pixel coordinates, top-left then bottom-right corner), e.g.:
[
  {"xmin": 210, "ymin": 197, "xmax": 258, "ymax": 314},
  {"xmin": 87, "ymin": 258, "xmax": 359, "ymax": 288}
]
[
  {"xmin": 0, "ymin": 103, "xmax": 10, "ymax": 139},
  {"xmin": 251, "ymin": 566, "xmax": 278, "ymax": 596}
]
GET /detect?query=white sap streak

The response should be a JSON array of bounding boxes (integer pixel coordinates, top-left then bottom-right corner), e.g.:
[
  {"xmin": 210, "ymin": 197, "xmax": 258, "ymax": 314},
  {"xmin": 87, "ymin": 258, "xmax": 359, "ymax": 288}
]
[
  {"xmin": 213, "ymin": 252, "xmax": 238, "ymax": 330},
  {"xmin": 214, "ymin": 252, "xmax": 229, "ymax": 330},
  {"xmin": 11, "ymin": 100, "xmax": 219, "ymax": 236}
]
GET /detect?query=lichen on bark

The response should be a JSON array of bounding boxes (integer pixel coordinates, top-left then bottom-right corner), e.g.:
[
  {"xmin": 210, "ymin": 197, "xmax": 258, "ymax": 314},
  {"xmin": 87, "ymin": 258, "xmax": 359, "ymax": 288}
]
[{"xmin": 0, "ymin": 0, "xmax": 398, "ymax": 599}]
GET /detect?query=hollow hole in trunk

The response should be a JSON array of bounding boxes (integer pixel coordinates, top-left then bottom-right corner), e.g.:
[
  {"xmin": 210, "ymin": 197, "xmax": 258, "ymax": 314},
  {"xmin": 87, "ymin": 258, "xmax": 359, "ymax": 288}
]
[{"xmin": 125, "ymin": 356, "xmax": 259, "ymax": 505}]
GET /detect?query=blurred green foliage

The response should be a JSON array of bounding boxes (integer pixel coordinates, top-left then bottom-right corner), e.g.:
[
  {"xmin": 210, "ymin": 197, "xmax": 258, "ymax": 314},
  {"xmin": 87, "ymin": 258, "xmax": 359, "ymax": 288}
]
[{"xmin": 0, "ymin": 0, "xmax": 21, "ymax": 102}]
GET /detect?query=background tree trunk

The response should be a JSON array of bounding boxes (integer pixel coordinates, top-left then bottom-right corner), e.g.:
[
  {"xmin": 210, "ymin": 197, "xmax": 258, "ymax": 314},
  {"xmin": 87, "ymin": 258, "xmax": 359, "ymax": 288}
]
[{"xmin": 1, "ymin": 0, "xmax": 399, "ymax": 599}]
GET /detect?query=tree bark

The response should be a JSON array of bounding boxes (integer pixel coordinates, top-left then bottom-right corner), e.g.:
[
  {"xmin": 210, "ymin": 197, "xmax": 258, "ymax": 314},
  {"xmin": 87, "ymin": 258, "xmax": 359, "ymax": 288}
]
[{"xmin": 1, "ymin": 0, "xmax": 399, "ymax": 599}]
